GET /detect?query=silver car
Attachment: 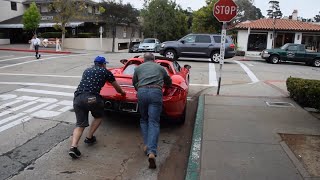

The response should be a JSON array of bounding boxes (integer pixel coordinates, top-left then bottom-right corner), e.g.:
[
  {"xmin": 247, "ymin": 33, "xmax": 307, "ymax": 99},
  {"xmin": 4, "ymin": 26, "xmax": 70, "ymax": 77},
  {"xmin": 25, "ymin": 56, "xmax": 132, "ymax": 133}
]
[{"xmin": 138, "ymin": 38, "xmax": 161, "ymax": 52}]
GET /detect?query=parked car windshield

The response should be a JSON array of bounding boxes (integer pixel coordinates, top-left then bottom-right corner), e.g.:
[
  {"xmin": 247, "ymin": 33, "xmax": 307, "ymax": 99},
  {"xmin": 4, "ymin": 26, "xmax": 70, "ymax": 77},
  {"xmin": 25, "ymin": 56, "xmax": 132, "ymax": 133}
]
[
  {"xmin": 281, "ymin": 44, "xmax": 290, "ymax": 50},
  {"xmin": 142, "ymin": 39, "xmax": 155, "ymax": 43}
]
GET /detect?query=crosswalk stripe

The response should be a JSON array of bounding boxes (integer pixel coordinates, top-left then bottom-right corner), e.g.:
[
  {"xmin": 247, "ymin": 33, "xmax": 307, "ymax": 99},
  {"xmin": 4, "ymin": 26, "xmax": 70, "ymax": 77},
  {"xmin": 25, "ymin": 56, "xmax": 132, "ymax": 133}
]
[
  {"xmin": 15, "ymin": 88, "xmax": 74, "ymax": 97},
  {"xmin": 0, "ymin": 116, "xmax": 32, "ymax": 133},
  {"xmin": 0, "ymin": 100, "xmax": 23, "ymax": 110},
  {"xmin": 0, "ymin": 113, "xmax": 26, "ymax": 126},
  {"xmin": 24, "ymin": 103, "xmax": 50, "ymax": 113}
]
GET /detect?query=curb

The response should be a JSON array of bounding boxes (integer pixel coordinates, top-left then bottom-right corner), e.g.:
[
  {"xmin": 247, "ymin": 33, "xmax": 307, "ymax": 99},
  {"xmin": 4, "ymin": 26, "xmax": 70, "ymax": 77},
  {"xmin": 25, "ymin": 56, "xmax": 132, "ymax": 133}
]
[
  {"xmin": 185, "ymin": 95, "xmax": 204, "ymax": 180},
  {"xmin": 0, "ymin": 48, "xmax": 72, "ymax": 54}
]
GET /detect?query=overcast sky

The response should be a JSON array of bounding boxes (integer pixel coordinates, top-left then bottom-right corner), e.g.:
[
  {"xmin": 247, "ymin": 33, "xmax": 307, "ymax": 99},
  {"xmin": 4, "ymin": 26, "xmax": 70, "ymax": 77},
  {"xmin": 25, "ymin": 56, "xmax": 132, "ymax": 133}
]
[{"xmin": 100, "ymin": 0, "xmax": 319, "ymax": 19}]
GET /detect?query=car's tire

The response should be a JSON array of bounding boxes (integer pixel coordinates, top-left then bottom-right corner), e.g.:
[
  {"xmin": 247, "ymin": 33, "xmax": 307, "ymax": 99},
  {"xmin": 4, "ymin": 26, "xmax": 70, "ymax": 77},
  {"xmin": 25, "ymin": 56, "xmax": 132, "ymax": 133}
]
[
  {"xmin": 210, "ymin": 52, "xmax": 220, "ymax": 63},
  {"xmin": 269, "ymin": 55, "xmax": 280, "ymax": 64},
  {"xmin": 313, "ymin": 59, "xmax": 320, "ymax": 67},
  {"xmin": 164, "ymin": 49, "xmax": 177, "ymax": 60}
]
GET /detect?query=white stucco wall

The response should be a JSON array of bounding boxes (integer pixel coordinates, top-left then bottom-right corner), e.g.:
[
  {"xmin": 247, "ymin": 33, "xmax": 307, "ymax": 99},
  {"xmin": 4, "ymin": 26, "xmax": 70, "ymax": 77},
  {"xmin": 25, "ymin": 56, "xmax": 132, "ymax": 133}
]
[
  {"xmin": 0, "ymin": 0, "xmax": 25, "ymax": 22},
  {"xmin": 0, "ymin": 39, "xmax": 10, "ymax": 45},
  {"xmin": 294, "ymin": 32, "xmax": 303, "ymax": 44},
  {"xmin": 64, "ymin": 38, "xmax": 142, "ymax": 52},
  {"xmin": 237, "ymin": 30, "xmax": 248, "ymax": 51},
  {"xmin": 267, "ymin": 31, "xmax": 273, "ymax": 49}
]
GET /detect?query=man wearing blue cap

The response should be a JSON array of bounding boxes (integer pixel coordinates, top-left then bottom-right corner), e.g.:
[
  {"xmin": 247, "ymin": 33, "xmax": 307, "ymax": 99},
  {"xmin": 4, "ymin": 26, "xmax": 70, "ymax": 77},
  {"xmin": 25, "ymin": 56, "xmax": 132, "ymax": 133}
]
[{"xmin": 69, "ymin": 56, "xmax": 126, "ymax": 159}]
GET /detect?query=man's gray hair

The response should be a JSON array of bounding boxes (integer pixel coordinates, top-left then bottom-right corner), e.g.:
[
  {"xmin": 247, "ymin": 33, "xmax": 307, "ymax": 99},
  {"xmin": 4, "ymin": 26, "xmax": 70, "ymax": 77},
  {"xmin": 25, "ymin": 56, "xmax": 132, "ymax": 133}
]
[{"xmin": 144, "ymin": 52, "xmax": 155, "ymax": 62}]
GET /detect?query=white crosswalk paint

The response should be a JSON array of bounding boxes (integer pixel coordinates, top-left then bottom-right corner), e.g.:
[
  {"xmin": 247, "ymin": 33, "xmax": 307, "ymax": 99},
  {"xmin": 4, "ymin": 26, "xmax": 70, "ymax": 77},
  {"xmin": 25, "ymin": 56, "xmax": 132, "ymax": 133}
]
[
  {"xmin": 24, "ymin": 103, "xmax": 50, "ymax": 113},
  {"xmin": 0, "ymin": 54, "xmax": 59, "ymax": 63},
  {"xmin": 0, "ymin": 100, "xmax": 23, "ymax": 110},
  {"xmin": 0, "ymin": 82, "xmax": 77, "ymax": 89},
  {"xmin": 209, "ymin": 63, "xmax": 218, "ymax": 86},
  {"xmin": 15, "ymin": 88, "xmax": 74, "ymax": 97},
  {"xmin": 234, "ymin": 60, "xmax": 259, "ymax": 84},
  {"xmin": 0, "ymin": 113, "xmax": 26, "ymax": 126},
  {"xmin": 0, "ymin": 116, "xmax": 32, "ymax": 133}
]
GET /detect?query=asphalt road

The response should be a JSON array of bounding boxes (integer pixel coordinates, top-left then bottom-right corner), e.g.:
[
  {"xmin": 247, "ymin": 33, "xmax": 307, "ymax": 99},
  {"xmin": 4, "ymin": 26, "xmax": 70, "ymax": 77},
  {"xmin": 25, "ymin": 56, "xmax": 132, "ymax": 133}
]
[{"xmin": 0, "ymin": 51, "xmax": 319, "ymax": 180}]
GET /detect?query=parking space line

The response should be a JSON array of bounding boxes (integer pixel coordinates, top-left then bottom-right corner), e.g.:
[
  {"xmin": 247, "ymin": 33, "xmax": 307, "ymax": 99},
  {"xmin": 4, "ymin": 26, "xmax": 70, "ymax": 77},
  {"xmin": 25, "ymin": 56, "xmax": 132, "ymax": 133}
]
[
  {"xmin": 0, "ymin": 53, "xmax": 91, "ymax": 69},
  {"xmin": 209, "ymin": 63, "xmax": 218, "ymax": 86},
  {"xmin": 15, "ymin": 88, "xmax": 74, "ymax": 97},
  {"xmin": 234, "ymin": 60, "xmax": 259, "ymax": 84}
]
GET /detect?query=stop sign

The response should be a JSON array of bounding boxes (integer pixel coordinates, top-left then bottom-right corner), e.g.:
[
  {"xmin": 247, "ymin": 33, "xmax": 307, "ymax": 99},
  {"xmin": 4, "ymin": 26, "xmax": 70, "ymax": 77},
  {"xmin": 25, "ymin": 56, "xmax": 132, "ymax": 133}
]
[{"xmin": 213, "ymin": 0, "xmax": 238, "ymax": 22}]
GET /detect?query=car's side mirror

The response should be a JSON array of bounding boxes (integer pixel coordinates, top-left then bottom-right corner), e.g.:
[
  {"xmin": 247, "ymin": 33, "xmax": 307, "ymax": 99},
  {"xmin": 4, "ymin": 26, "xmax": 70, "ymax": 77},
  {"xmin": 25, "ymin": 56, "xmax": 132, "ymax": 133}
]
[
  {"xmin": 120, "ymin": 59, "xmax": 128, "ymax": 64},
  {"xmin": 180, "ymin": 40, "xmax": 185, "ymax": 44},
  {"xmin": 184, "ymin": 64, "xmax": 191, "ymax": 70}
]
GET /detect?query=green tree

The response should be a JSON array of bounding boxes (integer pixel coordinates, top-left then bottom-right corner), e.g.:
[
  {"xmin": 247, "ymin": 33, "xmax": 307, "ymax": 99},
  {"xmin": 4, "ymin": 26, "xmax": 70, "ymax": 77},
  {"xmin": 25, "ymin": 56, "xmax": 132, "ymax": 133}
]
[
  {"xmin": 267, "ymin": 0, "xmax": 282, "ymax": 19},
  {"xmin": 22, "ymin": 2, "xmax": 41, "ymax": 35},
  {"xmin": 234, "ymin": 0, "xmax": 264, "ymax": 23},
  {"xmin": 141, "ymin": 0, "xmax": 188, "ymax": 42},
  {"xmin": 314, "ymin": 11, "xmax": 320, "ymax": 22},
  {"xmin": 101, "ymin": 1, "xmax": 139, "ymax": 52},
  {"xmin": 192, "ymin": 0, "xmax": 221, "ymax": 33},
  {"xmin": 50, "ymin": 0, "xmax": 86, "ymax": 49}
]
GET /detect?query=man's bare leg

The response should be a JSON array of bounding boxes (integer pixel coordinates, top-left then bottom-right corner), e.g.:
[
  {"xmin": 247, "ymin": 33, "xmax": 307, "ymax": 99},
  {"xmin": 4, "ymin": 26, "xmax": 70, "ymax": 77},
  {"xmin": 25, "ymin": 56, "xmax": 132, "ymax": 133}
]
[
  {"xmin": 71, "ymin": 127, "xmax": 85, "ymax": 147},
  {"xmin": 87, "ymin": 118, "xmax": 103, "ymax": 139}
]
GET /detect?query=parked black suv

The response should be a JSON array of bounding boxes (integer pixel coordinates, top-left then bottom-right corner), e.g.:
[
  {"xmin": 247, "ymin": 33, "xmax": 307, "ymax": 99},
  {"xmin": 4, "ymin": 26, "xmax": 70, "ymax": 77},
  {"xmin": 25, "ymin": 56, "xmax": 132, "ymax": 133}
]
[{"xmin": 159, "ymin": 33, "xmax": 236, "ymax": 63}]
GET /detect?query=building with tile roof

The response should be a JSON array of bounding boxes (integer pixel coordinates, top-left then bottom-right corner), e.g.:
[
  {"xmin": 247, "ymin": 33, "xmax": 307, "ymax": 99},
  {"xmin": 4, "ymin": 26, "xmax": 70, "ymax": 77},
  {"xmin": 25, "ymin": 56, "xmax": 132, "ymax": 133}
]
[{"xmin": 231, "ymin": 11, "xmax": 320, "ymax": 55}]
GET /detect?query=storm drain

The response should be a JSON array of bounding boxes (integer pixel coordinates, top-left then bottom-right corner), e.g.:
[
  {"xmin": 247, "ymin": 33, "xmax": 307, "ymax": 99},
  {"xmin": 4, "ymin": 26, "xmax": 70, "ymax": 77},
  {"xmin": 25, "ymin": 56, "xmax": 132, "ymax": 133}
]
[{"xmin": 266, "ymin": 102, "xmax": 295, "ymax": 108}]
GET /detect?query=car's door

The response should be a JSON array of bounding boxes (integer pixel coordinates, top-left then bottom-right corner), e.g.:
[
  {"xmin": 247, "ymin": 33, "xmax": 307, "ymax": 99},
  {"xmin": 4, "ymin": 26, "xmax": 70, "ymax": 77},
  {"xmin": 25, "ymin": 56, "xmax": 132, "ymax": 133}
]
[
  {"xmin": 178, "ymin": 34, "xmax": 197, "ymax": 56},
  {"xmin": 286, "ymin": 45, "xmax": 298, "ymax": 62},
  {"xmin": 194, "ymin": 35, "xmax": 213, "ymax": 56},
  {"xmin": 294, "ymin": 45, "xmax": 307, "ymax": 62},
  {"xmin": 155, "ymin": 39, "xmax": 161, "ymax": 51}
]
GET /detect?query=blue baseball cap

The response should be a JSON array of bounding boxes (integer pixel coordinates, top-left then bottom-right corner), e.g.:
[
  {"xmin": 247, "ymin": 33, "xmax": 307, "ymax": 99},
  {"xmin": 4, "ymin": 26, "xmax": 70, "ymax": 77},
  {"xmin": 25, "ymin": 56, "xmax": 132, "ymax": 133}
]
[{"xmin": 94, "ymin": 56, "xmax": 108, "ymax": 64}]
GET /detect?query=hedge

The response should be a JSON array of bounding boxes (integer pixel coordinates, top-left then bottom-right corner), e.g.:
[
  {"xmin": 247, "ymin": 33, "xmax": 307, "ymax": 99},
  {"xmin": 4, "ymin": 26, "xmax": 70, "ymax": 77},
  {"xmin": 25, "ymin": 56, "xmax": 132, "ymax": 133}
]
[
  {"xmin": 77, "ymin": 33, "xmax": 98, "ymax": 38},
  {"xmin": 287, "ymin": 77, "xmax": 320, "ymax": 110}
]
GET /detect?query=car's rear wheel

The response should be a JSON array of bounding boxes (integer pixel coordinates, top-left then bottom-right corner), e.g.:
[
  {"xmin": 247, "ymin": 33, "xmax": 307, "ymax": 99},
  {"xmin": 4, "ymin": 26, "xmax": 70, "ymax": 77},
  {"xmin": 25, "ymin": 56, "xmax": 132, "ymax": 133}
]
[
  {"xmin": 164, "ymin": 49, "xmax": 177, "ymax": 60},
  {"xmin": 211, "ymin": 52, "xmax": 220, "ymax": 63},
  {"xmin": 270, "ymin": 55, "xmax": 280, "ymax": 64},
  {"xmin": 313, "ymin": 59, "xmax": 320, "ymax": 67}
]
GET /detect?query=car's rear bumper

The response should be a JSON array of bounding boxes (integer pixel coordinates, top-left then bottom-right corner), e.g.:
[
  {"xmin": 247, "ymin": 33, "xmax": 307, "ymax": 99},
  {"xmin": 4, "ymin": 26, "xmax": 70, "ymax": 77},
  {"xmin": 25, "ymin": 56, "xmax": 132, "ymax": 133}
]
[{"xmin": 225, "ymin": 51, "xmax": 236, "ymax": 59}]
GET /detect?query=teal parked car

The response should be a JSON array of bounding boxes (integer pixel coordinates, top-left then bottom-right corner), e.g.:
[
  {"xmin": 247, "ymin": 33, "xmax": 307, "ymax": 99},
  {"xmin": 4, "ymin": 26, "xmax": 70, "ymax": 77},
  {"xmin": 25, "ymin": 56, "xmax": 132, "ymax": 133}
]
[{"xmin": 261, "ymin": 43, "xmax": 320, "ymax": 67}]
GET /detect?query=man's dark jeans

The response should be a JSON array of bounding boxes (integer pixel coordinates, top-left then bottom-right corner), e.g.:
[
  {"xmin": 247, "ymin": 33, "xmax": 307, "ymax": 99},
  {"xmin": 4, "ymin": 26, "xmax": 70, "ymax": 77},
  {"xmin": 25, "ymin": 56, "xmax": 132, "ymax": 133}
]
[
  {"xmin": 137, "ymin": 87, "xmax": 162, "ymax": 156},
  {"xmin": 34, "ymin": 45, "xmax": 39, "ymax": 56}
]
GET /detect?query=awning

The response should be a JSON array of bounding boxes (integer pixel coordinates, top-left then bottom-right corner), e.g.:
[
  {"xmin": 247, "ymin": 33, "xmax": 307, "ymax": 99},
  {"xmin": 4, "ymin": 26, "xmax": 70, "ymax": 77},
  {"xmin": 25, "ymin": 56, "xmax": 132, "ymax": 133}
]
[{"xmin": 0, "ymin": 22, "xmax": 84, "ymax": 29}]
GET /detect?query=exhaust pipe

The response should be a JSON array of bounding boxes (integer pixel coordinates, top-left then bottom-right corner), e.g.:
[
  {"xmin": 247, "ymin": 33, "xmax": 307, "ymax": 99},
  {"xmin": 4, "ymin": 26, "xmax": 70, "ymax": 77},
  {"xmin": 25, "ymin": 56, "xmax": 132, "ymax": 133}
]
[{"xmin": 105, "ymin": 101, "xmax": 112, "ymax": 109}]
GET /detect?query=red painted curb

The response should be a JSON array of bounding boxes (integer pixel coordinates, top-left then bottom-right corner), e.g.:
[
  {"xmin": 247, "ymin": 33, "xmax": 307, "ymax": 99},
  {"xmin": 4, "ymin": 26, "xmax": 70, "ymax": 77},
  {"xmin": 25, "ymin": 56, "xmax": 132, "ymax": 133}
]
[{"xmin": 0, "ymin": 48, "xmax": 72, "ymax": 54}]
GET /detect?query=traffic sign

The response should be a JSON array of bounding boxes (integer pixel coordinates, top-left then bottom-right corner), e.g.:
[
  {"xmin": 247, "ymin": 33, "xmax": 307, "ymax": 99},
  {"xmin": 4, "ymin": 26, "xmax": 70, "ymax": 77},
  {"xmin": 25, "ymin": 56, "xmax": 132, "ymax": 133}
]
[{"xmin": 213, "ymin": 0, "xmax": 238, "ymax": 22}]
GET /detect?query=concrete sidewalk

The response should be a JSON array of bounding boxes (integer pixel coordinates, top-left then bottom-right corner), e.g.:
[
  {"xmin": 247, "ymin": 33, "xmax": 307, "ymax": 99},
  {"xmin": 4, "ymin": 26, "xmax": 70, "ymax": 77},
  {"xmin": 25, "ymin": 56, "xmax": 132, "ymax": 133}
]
[{"xmin": 187, "ymin": 82, "xmax": 320, "ymax": 180}]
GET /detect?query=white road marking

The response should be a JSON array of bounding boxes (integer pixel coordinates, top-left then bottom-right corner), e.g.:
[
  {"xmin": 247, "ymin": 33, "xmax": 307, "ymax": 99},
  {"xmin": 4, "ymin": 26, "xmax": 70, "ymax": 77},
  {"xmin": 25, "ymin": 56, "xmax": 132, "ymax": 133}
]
[
  {"xmin": 58, "ymin": 106, "xmax": 73, "ymax": 112},
  {"xmin": 15, "ymin": 88, "xmax": 74, "ymax": 97},
  {"xmin": 0, "ymin": 73, "xmax": 81, "ymax": 78},
  {"xmin": 234, "ymin": 60, "xmax": 259, "ymax": 84},
  {"xmin": 209, "ymin": 63, "xmax": 218, "ymax": 86},
  {"xmin": 44, "ymin": 104, "xmax": 59, "ymax": 110},
  {"xmin": 189, "ymin": 84, "xmax": 214, "ymax": 87},
  {"xmin": 0, "ymin": 53, "xmax": 90, "ymax": 69},
  {"xmin": 58, "ymin": 100, "xmax": 73, "ymax": 106},
  {"xmin": 0, "ymin": 116, "xmax": 32, "ymax": 133},
  {"xmin": 0, "ymin": 55, "xmax": 14, "ymax": 58},
  {"xmin": 9, "ymin": 101, "xmax": 37, "ymax": 112},
  {"xmin": 0, "ymin": 100, "xmax": 23, "ymax": 110},
  {"xmin": 0, "ymin": 54, "xmax": 60, "ymax": 62},
  {"xmin": 0, "ymin": 94, "xmax": 17, "ymax": 101},
  {"xmin": 0, "ymin": 82, "xmax": 77, "ymax": 89},
  {"xmin": 0, "ymin": 113, "xmax": 26, "ymax": 126},
  {"xmin": 245, "ymin": 62, "xmax": 254, "ymax": 67},
  {"xmin": 24, "ymin": 103, "xmax": 50, "ymax": 113},
  {"xmin": 17, "ymin": 96, "xmax": 40, "ymax": 101}
]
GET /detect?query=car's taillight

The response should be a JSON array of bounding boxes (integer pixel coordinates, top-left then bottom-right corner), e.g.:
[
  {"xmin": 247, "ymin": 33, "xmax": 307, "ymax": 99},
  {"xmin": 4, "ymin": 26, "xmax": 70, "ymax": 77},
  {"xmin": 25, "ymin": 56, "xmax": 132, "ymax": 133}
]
[
  {"xmin": 163, "ymin": 86, "xmax": 182, "ymax": 96},
  {"xmin": 230, "ymin": 44, "xmax": 235, "ymax": 49}
]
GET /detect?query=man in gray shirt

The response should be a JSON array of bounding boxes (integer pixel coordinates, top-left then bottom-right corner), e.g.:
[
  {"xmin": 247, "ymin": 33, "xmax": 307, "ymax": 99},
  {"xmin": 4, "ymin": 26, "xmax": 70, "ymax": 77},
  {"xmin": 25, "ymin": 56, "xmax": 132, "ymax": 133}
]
[{"xmin": 133, "ymin": 53, "xmax": 172, "ymax": 169}]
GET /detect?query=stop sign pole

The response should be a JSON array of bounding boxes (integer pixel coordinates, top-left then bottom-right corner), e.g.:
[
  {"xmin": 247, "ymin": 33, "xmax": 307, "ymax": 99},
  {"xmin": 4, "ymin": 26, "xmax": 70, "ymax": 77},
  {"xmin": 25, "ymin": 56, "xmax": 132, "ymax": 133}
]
[{"xmin": 213, "ymin": 0, "xmax": 238, "ymax": 95}]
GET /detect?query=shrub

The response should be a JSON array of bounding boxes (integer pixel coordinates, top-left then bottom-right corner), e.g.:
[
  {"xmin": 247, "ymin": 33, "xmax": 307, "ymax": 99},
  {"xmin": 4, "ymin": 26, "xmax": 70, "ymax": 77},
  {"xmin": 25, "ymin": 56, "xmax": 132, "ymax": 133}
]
[
  {"xmin": 77, "ymin": 33, "xmax": 98, "ymax": 38},
  {"xmin": 41, "ymin": 32, "xmax": 62, "ymax": 38},
  {"xmin": 287, "ymin": 77, "xmax": 320, "ymax": 110}
]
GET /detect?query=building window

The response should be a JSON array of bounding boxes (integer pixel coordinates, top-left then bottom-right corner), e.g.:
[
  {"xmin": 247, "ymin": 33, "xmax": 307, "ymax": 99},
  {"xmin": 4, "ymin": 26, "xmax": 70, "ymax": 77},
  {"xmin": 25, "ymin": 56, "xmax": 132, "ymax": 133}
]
[
  {"xmin": 11, "ymin": 2, "xmax": 17, "ymax": 11},
  {"xmin": 247, "ymin": 33, "xmax": 267, "ymax": 51}
]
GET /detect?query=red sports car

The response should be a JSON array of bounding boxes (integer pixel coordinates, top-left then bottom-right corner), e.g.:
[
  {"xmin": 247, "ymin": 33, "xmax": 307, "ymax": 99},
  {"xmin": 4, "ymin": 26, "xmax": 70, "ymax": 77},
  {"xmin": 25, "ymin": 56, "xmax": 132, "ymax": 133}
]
[{"xmin": 100, "ymin": 56, "xmax": 191, "ymax": 123}]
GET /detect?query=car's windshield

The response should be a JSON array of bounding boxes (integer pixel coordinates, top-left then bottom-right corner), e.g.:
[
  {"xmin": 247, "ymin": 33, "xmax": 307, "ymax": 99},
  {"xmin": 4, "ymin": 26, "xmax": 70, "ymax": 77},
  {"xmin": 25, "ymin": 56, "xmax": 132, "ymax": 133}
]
[
  {"xmin": 142, "ymin": 39, "xmax": 155, "ymax": 43},
  {"xmin": 281, "ymin": 44, "xmax": 290, "ymax": 49},
  {"xmin": 123, "ymin": 64, "xmax": 138, "ymax": 75}
]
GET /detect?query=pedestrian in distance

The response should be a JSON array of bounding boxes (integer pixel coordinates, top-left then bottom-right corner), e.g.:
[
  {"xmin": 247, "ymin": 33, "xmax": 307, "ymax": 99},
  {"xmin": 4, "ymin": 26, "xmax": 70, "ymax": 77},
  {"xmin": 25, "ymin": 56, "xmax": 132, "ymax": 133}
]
[
  {"xmin": 31, "ymin": 35, "xmax": 41, "ymax": 59},
  {"xmin": 132, "ymin": 52, "xmax": 172, "ymax": 169},
  {"xmin": 69, "ymin": 56, "xmax": 126, "ymax": 159}
]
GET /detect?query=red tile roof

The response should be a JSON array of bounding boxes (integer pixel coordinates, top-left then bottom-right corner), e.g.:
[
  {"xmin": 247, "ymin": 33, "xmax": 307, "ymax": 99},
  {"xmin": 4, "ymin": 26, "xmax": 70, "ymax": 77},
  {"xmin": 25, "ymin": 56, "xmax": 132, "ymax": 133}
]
[{"xmin": 233, "ymin": 19, "xmax": 320, "ymax": 31}]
